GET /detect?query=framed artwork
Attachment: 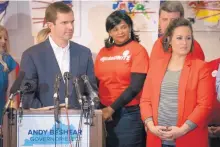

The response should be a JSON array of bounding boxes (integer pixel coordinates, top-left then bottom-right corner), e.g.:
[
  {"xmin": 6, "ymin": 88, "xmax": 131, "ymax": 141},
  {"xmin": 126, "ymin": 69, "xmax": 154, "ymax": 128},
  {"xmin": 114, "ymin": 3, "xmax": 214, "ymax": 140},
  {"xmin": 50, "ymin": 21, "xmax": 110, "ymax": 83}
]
[
  {"xmin": 184, "ymin": 1, "xmax": 220, "ymax": 31},
  {"xmin": 112, "ymin": 0, "xmax": 160, "ymax": 32}
]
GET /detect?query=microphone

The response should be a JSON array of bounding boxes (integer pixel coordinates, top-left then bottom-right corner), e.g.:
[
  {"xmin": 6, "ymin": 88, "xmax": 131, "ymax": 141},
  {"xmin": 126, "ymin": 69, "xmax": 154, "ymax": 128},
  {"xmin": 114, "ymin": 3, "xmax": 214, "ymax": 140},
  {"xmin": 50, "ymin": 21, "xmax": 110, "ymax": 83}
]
[
  {"xmin": 81, "ymin": 75, "xmax": 99, "ymax": 105},
  {"xmin": 20, "ymin": 79, "xmax": 37, "ymax": 93},
  {"xmin": 3, "ymin": 71, "xmax": 25, "ymax": 114},
  {"xmin": 53, "ymin": 74, "xmax": 62, "ymax": 98},
  {"xmin": 64, "ymin": 72, "xmax": 72, "ymax": 109},
  {"xmin": 73, "ymin": 77, "xmax": 84, "ymax": 105},
  {"xmin": 18, "ymin": 79, "xmax": 37, "ymax": 115}
]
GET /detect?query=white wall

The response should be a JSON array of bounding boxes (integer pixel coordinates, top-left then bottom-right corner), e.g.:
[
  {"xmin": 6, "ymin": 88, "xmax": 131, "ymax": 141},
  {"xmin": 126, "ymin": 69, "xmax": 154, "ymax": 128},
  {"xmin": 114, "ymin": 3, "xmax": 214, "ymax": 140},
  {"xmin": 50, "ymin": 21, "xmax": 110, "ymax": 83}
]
[
  {"xmin": 5, "ymin": 1, "xmax": 220, "ymax": 63},
  {"xmin": 194, "ymin": 32, "xmax": 220, "ymax": 61},
  {"xmin": 6, "ymin": 1, "xmax": 34, "ymax": 63}
]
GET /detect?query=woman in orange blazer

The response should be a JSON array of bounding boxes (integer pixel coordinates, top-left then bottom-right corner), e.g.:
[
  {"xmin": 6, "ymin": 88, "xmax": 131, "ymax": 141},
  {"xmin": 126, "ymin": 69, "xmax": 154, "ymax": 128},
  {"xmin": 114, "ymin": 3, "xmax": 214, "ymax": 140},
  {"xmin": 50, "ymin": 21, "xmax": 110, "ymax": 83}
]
[{"xmin": 140, "ymin": 18, "xmax": 215, "ymax": 147}]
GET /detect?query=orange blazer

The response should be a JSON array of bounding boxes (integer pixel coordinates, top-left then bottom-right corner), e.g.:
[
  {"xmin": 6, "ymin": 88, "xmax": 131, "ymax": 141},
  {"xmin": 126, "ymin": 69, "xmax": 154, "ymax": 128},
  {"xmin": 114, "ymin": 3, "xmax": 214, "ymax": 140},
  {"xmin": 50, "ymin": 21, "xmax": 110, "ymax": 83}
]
[{"xmin": 140, "ymin": 53, "xmax": 215, "ymax": 147}]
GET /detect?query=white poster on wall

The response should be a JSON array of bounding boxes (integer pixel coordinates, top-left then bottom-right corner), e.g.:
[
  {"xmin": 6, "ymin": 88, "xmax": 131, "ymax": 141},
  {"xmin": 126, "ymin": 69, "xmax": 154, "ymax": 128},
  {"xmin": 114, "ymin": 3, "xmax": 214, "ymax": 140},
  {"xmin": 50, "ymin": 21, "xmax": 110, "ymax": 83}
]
[{"xmin": 17, "ymin": 114, "xmax": 90, "ymax": 147}]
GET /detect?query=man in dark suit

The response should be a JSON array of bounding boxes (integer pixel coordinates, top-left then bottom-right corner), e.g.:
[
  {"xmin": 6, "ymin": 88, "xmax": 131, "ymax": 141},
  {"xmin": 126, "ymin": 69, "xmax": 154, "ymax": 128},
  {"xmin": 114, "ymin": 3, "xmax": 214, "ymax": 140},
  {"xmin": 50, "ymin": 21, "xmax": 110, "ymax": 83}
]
[{"xmin": 20, "ymin": 2, "xmax": 97, "ymax": 108}]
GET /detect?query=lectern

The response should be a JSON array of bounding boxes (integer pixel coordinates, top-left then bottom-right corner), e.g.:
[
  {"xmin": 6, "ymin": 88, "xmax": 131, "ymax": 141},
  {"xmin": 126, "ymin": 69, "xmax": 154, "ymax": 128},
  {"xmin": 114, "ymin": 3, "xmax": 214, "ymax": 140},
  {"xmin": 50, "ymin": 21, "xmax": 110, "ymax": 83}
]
[{"xmin": 2, "ymin": 109, "xmax": 104, "ymax": 147}]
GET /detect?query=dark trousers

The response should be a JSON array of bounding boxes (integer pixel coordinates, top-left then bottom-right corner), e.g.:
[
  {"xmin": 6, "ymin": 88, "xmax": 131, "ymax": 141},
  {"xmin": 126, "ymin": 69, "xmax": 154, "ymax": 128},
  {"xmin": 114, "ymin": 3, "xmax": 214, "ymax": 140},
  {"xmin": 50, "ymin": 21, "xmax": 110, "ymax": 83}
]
[
  {"xmin": 162, "ymin": 144, "xmax": 175, "ymax": 147},
  {"xmin": 104, "ymin": 105, "xmax": 146, "ymax": 147},
  {"xmin": 209, "ymin": 137, "xmax": 220, "ymax": 147}
]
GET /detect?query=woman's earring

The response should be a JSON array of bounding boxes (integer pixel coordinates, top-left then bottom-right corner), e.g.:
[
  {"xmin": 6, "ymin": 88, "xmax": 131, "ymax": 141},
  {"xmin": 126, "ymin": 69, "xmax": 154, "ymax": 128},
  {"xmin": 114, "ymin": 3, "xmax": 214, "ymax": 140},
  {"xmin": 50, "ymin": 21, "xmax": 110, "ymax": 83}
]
[
  {"xmin": 129, "ymin": 32, "xmax": 131, "ymax": 39},
  {"xmin": 108, "ymin": 37, "xmax": 111, "ymax": 43},
  {"xmin": 108, "ymin": 36, "xmax": 114, "ymax": 44}
]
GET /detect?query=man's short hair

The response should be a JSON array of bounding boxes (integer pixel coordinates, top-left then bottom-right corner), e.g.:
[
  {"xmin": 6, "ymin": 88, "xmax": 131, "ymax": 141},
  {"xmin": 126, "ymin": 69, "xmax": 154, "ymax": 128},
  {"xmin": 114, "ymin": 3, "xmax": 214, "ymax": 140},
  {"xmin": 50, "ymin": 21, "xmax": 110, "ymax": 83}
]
[
  {"xmin": 159, "ymin": 1, "xmax": 184, "ymax": 17},
  {"xmin": 45, "ymin": 1, "xmax": 73, "ymax": 24}
]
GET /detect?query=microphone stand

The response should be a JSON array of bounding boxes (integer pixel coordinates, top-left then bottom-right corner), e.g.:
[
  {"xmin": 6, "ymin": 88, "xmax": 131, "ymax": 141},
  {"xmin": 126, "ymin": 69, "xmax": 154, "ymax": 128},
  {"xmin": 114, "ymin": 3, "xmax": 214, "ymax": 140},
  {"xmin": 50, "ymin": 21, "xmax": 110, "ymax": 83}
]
[
  {"xmin": 64, "ymin": 73, "xmax": 72, "ymax": 109},
  {"xmin": 2, "ymin": 84, "xmax": 37, "ymax": 147},
  {"xmin": 81, "ymin": 75, "xmax": 98, "ymax": 126},
  {"xmin": 2, "ymin": 92, "xmax": 18, "ymax": 115},
  {"xmin": 75, "ymin": 95, "xmax": 95, "ymax": 147},
  {"xmin": 83, "ymin": 96, "xmax": 94, "ymax": 126},
  {"xmin": 73, "ymin": 78, "xmax": 91, "ymax": 147},
  {"xmin": 2, "ymin": 91, "xmax": 22, "ymax": 147},
  {"xmin": 17, "ymin": 91, "xmax": 24, "ymax": 127},
  {"xmin": 76, "ymin": 95, "xmax": 90, "ymax": 147},
  {"xmin": 72, "ymin": 76, "xmax": 97, "ymax": 147},
  {"xmin": 53, "ymin": 74, "xmax": 61, "ymax": 147},
  {"xmin": 53, "ymin": 75, "xmax": 61, "ymax": 124},
  {"xmin": 54, "ymin": 95, "xmax": 60, "ymax": 124},
  {"xmin": 6, "ymin": 94, "xmax": 17, "ymax": 147},
  {"xmin": 54, "ymin": 96, "xmax": 60, "ymax": 147}
]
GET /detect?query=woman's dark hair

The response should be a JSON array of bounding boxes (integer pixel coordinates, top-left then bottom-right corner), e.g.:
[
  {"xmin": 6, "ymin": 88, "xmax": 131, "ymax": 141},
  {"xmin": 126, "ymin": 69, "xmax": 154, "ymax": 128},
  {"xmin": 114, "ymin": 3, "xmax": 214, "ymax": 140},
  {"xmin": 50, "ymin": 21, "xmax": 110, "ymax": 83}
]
[
  {"xmin": 104, "ymin": 10, "xmax": 139, "ymax": 48},
  {"xmin": 162, "ymin": 18, "xmax": 194, "ymax": 52}
]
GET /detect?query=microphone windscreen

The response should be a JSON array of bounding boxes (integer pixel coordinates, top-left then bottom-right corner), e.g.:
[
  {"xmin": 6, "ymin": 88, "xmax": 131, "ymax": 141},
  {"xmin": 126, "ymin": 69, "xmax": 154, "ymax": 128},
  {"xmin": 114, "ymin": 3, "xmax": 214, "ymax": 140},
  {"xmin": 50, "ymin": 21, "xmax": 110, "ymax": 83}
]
[{"xmin": 10, "ymin": 71, "xmax": 25, "ymax": 94}]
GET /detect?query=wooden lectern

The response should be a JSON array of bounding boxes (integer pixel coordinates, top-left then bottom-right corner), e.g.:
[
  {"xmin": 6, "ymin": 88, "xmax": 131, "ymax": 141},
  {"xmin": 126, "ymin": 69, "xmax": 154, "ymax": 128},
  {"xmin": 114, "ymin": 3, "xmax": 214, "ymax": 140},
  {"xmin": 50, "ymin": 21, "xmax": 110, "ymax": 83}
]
[{"xmin": 2, "ymin": 109, "xmax": 105, "ymax": 147}]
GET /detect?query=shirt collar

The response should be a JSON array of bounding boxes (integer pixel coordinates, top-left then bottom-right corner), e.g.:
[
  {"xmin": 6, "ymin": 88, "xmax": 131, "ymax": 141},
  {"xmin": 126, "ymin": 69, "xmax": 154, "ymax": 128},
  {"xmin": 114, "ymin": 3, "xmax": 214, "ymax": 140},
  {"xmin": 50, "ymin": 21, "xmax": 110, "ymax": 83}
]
[{"xmin": 49, "ymin": 36, "xmax": 70, "ymax": 51}]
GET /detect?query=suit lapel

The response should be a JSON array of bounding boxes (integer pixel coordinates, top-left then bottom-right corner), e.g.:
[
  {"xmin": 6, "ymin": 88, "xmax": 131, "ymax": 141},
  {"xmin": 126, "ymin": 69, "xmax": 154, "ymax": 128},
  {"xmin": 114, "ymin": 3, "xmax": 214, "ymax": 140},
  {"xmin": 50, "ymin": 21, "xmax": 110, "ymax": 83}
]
[
  {"xmin": 69, "ymin": 42, "xmax": 79, "ymax": 77},
  {"xmin": 69, "ymin": 42, "xmax": 79, "ymax": 95},
  {"xmin": 44, "ymin": 39, "xmax": 66, "ymax": 100},
  {"xmin": 44, "ymin": 40, "xmax": 81, "ymax": 102},
  {"xmin": 44, "ymin": 39, "xmax": 62, "ymax": 77}
]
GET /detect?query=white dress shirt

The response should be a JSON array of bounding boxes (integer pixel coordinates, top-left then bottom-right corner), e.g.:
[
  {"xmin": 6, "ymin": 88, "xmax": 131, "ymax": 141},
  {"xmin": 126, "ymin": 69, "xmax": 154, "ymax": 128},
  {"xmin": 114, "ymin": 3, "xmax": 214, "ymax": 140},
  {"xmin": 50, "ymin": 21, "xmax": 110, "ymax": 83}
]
[{"xmin": 49, "ymin": 36, "xmax": 70, "ymax": 77}]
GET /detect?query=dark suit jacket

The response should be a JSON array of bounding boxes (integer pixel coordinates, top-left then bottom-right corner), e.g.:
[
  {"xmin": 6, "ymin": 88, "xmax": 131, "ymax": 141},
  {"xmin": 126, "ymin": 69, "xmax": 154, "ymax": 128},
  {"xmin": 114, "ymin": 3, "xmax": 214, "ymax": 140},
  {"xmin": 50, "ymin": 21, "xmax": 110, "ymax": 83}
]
[{"xmin": 20, "ymin": 39, "xmax": 97, "ymax": 109}]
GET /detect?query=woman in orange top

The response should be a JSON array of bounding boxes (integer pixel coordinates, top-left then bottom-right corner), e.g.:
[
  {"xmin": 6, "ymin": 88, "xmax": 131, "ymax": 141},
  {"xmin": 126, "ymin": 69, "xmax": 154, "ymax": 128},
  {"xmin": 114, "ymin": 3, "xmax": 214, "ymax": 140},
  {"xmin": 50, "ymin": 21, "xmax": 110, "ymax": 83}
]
[
  {"xmin": 140, "ymin": 18, "xmax": 214, "ymax": 147},
  {"xmin": 95, "ymin": 10, "xmax": 149, "ymax": 147}
]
